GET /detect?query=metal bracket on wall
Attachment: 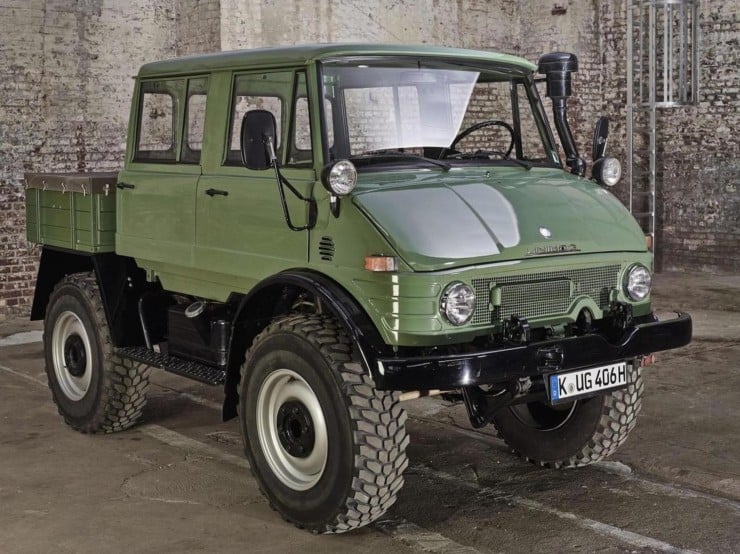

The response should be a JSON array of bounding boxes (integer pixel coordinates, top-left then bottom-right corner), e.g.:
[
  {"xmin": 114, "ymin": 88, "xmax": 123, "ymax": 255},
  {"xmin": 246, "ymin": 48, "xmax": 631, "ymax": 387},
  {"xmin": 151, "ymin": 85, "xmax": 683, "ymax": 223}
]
[{"xmin": 626, "ymin": 0, "xmax": 700, "ymax": 266}]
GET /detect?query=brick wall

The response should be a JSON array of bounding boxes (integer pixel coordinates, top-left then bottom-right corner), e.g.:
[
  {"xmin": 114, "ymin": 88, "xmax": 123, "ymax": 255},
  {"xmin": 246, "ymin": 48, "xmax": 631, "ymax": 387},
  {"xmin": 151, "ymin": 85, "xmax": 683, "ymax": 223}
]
[
  {"xmin": 535, "ymin": 0, "xmax": 740, "ymax": 273},
  {"xmin": 0, "ymin": 0, "xmax": 177, "ymax": 319},
  {"xmin": 0, "ymin": 1, "xmax": 43, "ymax": 317},
  {"xmin": 653, "ymin": 2, "xmax": 740, "ymax": 272},
  {"xmin": 0, "ymin": 0, "xmax": 738, "ymax": 320},
  {"xmin": 594, "ymin": 0, "xmax": 739, "ymax": 273}
]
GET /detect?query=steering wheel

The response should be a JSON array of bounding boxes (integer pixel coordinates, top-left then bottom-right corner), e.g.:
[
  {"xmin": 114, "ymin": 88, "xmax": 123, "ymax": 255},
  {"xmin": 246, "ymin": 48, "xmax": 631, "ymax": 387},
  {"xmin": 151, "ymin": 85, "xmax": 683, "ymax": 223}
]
[{"xmin": 444, "ymin": 120, "xmax": 516, "ymax": 159}]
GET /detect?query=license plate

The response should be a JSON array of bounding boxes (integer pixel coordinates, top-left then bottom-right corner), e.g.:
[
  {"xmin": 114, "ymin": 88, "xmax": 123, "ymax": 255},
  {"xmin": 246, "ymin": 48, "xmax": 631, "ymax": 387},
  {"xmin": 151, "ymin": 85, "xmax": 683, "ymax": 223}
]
[{"xmin": 549, "ymin": 362, "xmax": 628, "ymax": 403}]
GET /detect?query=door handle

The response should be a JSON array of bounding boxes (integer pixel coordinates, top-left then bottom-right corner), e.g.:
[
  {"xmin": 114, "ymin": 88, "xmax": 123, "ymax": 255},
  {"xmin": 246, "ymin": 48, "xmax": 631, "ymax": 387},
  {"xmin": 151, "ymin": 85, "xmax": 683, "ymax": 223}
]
[
  {"xmin": 116, "ymin": 182, "xmax": 135, "ymax": 190},
  {"xmin": 205, "ymin": 188, "xmax": 229, "ymax": 197}
]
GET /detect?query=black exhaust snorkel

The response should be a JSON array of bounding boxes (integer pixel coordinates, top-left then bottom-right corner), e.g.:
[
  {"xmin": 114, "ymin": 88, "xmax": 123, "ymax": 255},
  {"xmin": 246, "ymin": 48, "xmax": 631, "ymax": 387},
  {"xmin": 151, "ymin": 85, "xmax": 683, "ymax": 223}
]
[{"xmin": 538, "ymin": 52, "xmax": 586, "ymax": 176}]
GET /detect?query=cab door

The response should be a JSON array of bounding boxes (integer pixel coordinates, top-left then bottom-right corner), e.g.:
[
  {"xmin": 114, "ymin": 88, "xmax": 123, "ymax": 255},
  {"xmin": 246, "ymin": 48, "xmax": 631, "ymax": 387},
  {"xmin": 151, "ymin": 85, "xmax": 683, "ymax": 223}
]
[
  {"xmin": 194, "ymin": 70, "xmax": 316, "ymax": 300},
  {"xmin": 117, "ymin": 77, "xmax": 208, "ymax": 286}
]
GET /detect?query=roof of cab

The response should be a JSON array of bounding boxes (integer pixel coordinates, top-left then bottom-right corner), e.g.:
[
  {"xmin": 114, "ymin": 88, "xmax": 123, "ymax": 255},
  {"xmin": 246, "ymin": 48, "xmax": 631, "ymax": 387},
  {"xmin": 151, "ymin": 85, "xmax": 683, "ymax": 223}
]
[{"xmin": 137, "ymin": 43, "xmax": 537, "ymax": 78}]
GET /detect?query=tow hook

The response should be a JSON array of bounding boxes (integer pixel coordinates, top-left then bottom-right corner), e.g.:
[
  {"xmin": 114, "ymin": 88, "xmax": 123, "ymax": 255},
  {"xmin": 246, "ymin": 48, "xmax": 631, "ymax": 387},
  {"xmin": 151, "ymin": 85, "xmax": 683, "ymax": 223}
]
[
  {"xmin": 610, "ymin": 301, "xmax": 634, "ymax": 331},
  {"xmin": 503, "ymin": 315, "xmax": 531, "ymax": 343}
]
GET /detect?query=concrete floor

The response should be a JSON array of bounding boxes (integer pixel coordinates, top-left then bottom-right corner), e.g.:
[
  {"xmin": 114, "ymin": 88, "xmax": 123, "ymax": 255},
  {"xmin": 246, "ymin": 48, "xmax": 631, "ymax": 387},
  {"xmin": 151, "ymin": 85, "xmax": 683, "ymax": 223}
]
[{"xmin": 0, "ymin": 272, "xmax": 738, "ymax": 553}]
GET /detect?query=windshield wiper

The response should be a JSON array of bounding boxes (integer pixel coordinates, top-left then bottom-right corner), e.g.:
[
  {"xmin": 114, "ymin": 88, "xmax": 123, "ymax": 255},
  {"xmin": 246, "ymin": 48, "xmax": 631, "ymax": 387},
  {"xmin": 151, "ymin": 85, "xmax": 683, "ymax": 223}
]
[
  {"xmin": 503, "ymin": 157, "xmax": 533, "ymax": 171},
  {"xmin": 351, "ymin": 152, "xmax": 451, "ymax": 171}
]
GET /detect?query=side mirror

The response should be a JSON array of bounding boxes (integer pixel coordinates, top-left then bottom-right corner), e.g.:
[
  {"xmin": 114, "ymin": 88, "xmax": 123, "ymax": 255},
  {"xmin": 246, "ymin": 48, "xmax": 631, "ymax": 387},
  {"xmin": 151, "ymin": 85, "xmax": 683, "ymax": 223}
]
[
  {"xmin": 592, "ymin": 116, "xmax": 609, "ymax": 160},
  {"xmin": 240, "ymin": 109, "xmax": 277, "ymax": 170},
  {"xmin": 240, "ymin": 109, "xmax": 316, "ymax": 232}
]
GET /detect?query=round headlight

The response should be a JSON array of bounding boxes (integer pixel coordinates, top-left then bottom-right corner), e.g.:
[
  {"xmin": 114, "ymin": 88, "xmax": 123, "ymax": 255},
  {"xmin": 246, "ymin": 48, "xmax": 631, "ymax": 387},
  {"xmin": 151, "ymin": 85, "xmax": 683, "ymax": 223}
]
[
  {"xmin": 441, "ymin": 282, "xmax": 476, "ymax": 326},
  {"xmin": 321, "ymin": 160, "xmax": 357, "ymax": 196},
  {"xmin": 624, "ymin": 264, "xmax": 652, "ymax": 301},
  {"xmin": 592, "ymin": 157, "xmax": 622, "ymax": 187}
]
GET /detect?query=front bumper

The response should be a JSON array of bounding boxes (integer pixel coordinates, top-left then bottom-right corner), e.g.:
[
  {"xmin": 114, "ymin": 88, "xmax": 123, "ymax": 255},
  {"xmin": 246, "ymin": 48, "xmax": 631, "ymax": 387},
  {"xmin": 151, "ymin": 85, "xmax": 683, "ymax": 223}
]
[{"xmin": 373, "ymin": 312, "xmax": 692, "ymax": 390}]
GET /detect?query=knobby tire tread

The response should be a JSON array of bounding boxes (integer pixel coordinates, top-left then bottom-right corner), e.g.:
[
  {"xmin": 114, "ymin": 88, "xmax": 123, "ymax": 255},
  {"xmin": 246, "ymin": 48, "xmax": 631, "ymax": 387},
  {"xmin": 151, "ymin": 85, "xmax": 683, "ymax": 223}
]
[
  {"xmin": 495, "ymin": 365, "xmax": 644, "ymax": 469},
  {"xmin": 45, "ymin": 272, "xmax": 151, "ymax": 433},
  {"xmin": 240, "ymin": 313, "xmax": 409, "ymax": 533}
]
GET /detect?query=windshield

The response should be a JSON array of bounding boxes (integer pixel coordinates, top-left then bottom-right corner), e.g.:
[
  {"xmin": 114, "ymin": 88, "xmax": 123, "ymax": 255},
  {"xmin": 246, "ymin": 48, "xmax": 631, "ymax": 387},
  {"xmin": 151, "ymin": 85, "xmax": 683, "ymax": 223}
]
[{"xmin": 321, "ymin": 59, "xmax": 560, "ymax": 169}]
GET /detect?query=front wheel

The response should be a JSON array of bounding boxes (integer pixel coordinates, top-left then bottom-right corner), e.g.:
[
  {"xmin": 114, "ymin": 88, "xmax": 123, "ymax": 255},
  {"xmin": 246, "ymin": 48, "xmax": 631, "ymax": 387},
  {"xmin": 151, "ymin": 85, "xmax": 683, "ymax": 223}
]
[
  {"xmin": 492, "ymin": 363, "xmax": 644, "ymax": 468},
  {"xmin": 240, "ymin": 314, "xmax": 409, "ymax": 533}
]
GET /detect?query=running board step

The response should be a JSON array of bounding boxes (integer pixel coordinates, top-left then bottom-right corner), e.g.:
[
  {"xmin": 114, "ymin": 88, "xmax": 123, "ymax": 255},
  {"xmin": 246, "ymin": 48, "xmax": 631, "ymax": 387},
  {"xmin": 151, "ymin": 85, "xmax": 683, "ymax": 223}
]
[{"xmin": 117, "ymin": 346, "xmax": 226, "ymax": 385}]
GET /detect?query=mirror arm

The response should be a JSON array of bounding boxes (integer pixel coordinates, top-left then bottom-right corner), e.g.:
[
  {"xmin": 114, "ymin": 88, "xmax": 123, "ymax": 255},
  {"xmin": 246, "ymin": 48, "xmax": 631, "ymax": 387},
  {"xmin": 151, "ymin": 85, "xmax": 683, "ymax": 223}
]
[
  {"xmin": 329, "ymin": 195, "xmax": 339, "ymax": 217},
  {"xmin": 265, "ymin": 135, "xmax": 317, "ymax": 232},
  {"xmin": 266, "ymin": 134, "xmax": 278, "ymax": 164},
  {"xmin": 591, "ymin": 116, "xmax": 610, "ymax": 161}
]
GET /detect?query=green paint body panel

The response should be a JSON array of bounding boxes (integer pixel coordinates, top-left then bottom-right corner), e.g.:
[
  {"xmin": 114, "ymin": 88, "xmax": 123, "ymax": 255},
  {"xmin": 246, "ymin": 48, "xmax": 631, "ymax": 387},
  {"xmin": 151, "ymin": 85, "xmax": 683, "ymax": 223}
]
[
  {"xmin": 351, "ymin": 167, "xmax": 646, "ymax": 271},
  {"xmin": 25, "ymin": 44, "xmax": 652, "ymax": 348}
]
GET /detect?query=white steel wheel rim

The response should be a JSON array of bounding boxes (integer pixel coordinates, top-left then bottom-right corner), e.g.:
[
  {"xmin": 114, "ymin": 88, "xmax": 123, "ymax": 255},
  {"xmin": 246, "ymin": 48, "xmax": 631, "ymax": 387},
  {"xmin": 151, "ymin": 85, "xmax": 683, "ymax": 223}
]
[
  {"xmin": 51, "ymin": 311, "xmax": 93, "ymax": 401},
  {"xmin": 256, "ymin": 368, "xmax": 328, "ymax": 491}
]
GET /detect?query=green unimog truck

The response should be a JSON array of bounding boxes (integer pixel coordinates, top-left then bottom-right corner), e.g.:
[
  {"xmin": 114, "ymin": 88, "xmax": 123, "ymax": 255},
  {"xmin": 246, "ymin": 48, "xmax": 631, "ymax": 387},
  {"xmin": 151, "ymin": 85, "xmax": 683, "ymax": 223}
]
[{"xmin": 25, "ymin": 44, "xmax": 691, "ymax": 533}]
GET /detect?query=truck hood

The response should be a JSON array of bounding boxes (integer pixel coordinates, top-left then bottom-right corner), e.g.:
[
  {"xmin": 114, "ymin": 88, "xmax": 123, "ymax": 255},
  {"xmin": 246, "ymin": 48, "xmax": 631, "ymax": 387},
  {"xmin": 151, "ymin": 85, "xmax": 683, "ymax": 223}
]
[{"xmin": 352, "ymin": 168, "xmax": 646, "ymax": 271}]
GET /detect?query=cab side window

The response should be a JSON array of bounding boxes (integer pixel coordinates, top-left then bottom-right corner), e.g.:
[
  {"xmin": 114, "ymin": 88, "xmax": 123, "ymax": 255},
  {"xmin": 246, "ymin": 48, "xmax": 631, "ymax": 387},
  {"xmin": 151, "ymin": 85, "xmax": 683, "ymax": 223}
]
[
  {"xmin": 292, "ymin": 97, "xmax": 311, "ymax": 152},
  {"xmin": 182, "ymin": 77, "xmax": 208, "ymax": 163},
  {"xmin": 134, "ymin": 79, "xmax": 183, "ymax": 163},
  {"xmin": 225, "ymin": 71, "xmax": 313, "ymax": 168},
  {"xmin": 229, "ymin": 94, "xmax": 283, "ymax": 152},
  {"xmin": 226, "ymin": 72, "xmax": 288, "ymax": 165},
  {"xmin": 288, "ymin": 72, "xmax": 313, "ymax": 166}
]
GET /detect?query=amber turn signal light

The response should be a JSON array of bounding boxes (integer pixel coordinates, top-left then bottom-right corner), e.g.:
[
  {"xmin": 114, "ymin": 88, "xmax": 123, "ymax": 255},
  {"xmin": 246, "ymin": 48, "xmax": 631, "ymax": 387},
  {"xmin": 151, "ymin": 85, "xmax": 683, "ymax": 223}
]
[
  {"xmin": 364, "ymin": 256, "xmax": 398, "ymax": 272},
  {"xmin": 646, "ymin": 234, "xmax": 653, "ymax": 252}
]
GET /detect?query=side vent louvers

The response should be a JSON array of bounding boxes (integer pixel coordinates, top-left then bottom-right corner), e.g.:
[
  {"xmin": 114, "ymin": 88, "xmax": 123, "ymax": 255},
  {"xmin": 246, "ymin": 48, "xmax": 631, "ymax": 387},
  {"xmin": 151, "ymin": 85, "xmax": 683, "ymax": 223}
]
[{"xmin": 318, "ymin": 236, "xmax": 335, "ymax": 262}]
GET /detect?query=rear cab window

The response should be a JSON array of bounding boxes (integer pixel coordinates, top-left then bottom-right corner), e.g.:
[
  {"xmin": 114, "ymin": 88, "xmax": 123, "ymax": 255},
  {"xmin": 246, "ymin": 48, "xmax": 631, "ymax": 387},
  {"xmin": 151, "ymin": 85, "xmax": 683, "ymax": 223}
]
[
  {"xmin": 133, "ymin": 76, "xmax": 209, "ymax": 164},
  {"xmin": 135, "ymin": 79, "xmax": 182, "ymax": 163}
]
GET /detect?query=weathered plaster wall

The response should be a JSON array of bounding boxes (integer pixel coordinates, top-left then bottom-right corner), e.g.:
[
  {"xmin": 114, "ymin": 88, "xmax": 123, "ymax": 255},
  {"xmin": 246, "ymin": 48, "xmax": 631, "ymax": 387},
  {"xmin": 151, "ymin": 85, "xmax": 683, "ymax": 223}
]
[
  {"xmin": 176, "ymin": 0, "xmax": 220, "ymax": 55},
  {"xmin": 218, "ymin": 0, "xmax": 519, "ymax": 51},
  {"xmin": 0, "ymin": 0, "xmax": 738, "ymax": 319}
]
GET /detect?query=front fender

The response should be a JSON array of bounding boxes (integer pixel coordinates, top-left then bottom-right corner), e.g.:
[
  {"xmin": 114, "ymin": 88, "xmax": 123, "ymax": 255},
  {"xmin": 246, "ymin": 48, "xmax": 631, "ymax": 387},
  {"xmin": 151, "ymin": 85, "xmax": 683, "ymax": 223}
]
[{"xmin": 221, "ymin": 269, "xmax": 389, "ymax": 420}]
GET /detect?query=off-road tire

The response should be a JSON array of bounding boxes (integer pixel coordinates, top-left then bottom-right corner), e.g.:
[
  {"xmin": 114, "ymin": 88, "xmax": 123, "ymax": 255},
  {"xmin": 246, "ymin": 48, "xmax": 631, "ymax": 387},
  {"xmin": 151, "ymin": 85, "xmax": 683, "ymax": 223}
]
[
  {"xmin": 239, "ymin": 314, "xmax": 409, "ymax": 533},
  {"xmin": 44, "ymin": 272, "xmax": 151, "ymax": 433},
  {"xmin": 492, "ymin": 363, "xmax": 643, "ymax": 468}
]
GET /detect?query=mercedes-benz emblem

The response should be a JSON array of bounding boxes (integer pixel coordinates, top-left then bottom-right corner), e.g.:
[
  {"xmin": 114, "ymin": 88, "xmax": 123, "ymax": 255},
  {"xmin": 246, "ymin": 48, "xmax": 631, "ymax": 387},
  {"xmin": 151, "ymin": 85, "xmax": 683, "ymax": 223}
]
[{"xmin": 539, "ymin": 226, "xmax": 552, "ymax": 239}]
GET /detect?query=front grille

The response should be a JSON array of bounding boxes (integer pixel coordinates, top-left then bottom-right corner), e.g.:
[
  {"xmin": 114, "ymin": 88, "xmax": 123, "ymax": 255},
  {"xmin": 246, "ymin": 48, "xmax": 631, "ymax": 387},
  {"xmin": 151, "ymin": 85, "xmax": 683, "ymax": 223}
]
[{"xmin": 471, "ymin": 265, "xmax": 621, "ymax": 325}]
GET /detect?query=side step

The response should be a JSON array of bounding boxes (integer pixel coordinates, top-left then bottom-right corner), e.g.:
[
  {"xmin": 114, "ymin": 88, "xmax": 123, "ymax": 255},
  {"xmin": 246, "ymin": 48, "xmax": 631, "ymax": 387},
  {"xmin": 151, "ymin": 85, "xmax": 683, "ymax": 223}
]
[{"xmin": 117, "ymin": 346, "xmax": 226, "ymax": 386}]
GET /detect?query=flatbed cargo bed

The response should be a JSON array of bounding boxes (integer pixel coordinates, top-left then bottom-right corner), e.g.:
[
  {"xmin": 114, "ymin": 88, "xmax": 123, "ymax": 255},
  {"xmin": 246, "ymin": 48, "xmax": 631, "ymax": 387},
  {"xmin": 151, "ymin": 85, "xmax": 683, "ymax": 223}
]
[{"xmin": 25, "ymin": 172, "xmax": 118, "ymax": 253}]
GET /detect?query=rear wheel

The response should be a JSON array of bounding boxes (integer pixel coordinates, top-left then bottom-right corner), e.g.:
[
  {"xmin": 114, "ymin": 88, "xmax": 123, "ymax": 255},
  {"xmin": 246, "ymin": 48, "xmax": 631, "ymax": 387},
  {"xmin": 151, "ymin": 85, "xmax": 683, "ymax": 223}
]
[
  {"xmin": 240, "ymin": 314, "xmax": 409, "ymax": 533},
  {"xmin": 492, "ymin": 363, "xmax": 643, "ymax": 468},
  {"xmin": 44, "ymin": 272, "xmax": 151, "ymax": 433}
]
